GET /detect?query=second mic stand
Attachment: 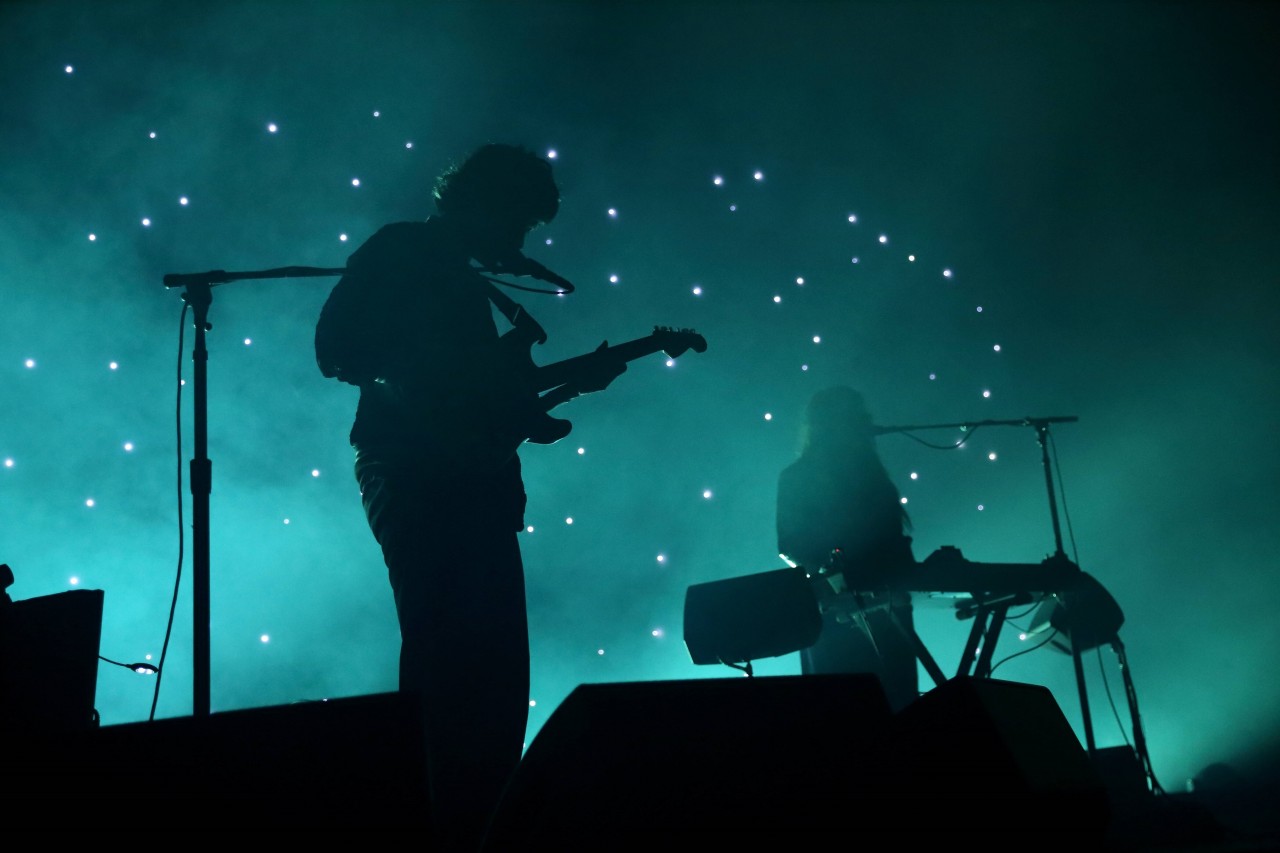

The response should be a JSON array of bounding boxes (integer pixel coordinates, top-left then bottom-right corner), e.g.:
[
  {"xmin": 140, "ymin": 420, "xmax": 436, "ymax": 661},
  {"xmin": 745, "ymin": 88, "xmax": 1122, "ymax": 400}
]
[{"xmin": 164, "ymin": 265, "xmax": 345, "ymax": 718}]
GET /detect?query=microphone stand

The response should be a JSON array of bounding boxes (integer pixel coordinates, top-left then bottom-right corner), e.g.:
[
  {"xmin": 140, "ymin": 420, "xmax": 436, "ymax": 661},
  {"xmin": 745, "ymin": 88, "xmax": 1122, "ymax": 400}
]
[
  {"xmin": 163, "ymin": 265, "xmax": 345, "ymax": 717},
  {"xmin": 876, "ymin": 415, "xmax": 1098, "ymax": 754},
  {"xmin": 873, "ymin": 415, "xmax": 1077, "ymax": 559}
]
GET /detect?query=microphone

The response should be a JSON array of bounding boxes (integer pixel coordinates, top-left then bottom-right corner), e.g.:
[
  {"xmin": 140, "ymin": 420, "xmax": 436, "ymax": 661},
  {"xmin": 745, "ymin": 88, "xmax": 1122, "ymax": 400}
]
[{"xmin": 495, "ymin": 254, "xmax": 575, "ymax": 293}]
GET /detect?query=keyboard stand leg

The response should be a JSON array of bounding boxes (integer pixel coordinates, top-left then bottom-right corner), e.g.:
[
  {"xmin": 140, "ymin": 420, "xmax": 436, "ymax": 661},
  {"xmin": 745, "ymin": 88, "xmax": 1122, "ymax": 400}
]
[
  {"xmin": 887, "ymin": 606, "xmax": 948, "ymax": 689},
  {"xmin": 972, "ymin": 604, "xmax": 1010, "ymax": 678},
  {"xmin": 956, "ymin": 605, "xmax": 989, "ymax": 678},
  {"xmin": 1072, "ymin": 634, "xmax": 1097, "ymax": 756}
]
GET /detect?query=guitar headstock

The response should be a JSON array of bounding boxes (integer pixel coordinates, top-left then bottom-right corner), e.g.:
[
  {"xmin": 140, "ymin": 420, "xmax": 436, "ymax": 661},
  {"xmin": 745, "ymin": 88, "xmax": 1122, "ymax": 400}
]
[{"xmin": 653, "ymin": 325, "xmax": 708, "ymax": 358}]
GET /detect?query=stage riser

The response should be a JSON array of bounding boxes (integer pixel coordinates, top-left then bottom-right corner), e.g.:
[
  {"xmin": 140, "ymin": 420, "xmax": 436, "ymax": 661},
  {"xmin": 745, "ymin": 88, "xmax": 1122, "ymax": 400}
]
[
  {"xmin": 8, "ymin": 692, "xmax": 430, "ymax": 830},
  {"xmin": 5, "ymin": 676, "xmax": 1110, "ymax": 839},
  {"xmin": 485, "ymin": 674, "xmax": 1111, "ymax": 846}
]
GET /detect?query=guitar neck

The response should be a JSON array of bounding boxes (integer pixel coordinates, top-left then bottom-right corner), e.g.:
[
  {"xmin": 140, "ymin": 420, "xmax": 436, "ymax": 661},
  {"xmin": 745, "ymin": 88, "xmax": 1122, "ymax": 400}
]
[{"xmin": 534, "ymin": 335, "xmax": 667, "ymax": 393}]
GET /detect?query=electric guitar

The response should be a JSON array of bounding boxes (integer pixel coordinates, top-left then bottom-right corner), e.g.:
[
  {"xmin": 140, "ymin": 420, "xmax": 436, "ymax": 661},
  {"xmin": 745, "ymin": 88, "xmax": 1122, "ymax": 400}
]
[{"xmin": 505, "ymin": 325, "xmax": 708, "ymax": 446}]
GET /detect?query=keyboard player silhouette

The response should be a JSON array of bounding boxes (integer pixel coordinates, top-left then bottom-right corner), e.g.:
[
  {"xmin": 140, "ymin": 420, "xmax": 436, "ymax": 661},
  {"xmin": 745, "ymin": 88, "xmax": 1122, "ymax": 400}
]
[{"xmin": 776, "ymin": 386, "xmax": 920, "ymax": 712}]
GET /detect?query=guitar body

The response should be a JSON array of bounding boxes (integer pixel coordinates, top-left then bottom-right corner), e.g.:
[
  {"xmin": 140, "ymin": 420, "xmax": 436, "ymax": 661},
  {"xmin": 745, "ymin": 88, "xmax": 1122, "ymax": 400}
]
[{"xmin": 498, "ymin": 322, "xmax": 575, "ymax": 445}]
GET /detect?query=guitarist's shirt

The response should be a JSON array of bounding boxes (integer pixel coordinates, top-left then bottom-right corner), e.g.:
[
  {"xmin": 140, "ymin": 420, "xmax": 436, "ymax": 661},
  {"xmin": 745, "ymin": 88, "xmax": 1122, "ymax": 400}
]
[{"xmin": 315, "ymin": 218, "xmax": 527, "ymax": 531}]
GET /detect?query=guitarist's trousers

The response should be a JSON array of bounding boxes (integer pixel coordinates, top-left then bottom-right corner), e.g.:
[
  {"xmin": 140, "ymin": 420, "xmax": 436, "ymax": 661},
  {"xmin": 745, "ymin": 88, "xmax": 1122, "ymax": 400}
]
[{"xmin": 356, "ymin": 455, "xmax": 531, "ymax": 850}]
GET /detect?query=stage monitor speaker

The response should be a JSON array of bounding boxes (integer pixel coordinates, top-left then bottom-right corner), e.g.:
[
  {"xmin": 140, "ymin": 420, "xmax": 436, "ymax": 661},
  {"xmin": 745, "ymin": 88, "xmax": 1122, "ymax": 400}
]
[
  {"xmin": 484, "ymin": 673, "xmax": 894, "ymax": 847},
  {"xmin": 8, "ymin": 691, "xmax": 429, "ymax": 831},
  {"xmin": 888, "ymin": 676, "xmax": 1112, "ymax": 840},
  {"xmin": 0, "ymin": 588, "xmax": 103, "ymax": 733},
  {"xmin": 683, "ymin": 567, "xmax": 822, "ymax": 665}
]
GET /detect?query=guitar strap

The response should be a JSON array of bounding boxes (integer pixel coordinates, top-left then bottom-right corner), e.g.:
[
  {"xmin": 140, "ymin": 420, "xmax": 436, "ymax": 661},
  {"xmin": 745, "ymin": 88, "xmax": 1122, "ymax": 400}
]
[{"xmin": 487, "ymin": 282, "xmax": 547, "ymax": 345}]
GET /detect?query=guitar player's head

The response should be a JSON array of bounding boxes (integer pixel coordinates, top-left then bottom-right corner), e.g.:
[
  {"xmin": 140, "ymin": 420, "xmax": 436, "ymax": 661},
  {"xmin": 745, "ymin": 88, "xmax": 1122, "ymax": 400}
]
[{"xmin": 432, "ymin": 143, "xmax": 560, "ymax": 268}]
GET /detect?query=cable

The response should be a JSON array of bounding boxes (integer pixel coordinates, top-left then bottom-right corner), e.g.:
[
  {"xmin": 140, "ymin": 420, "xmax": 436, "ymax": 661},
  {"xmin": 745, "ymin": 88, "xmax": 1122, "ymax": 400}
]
[
  {"xmin": 1048, "ymin": 429, "xmax": 1081, "ymax": 565},
  {"xmin": 99, "ymin": 655, "xmax": 158, "ymax": 675},
  {"xmin": 899, "ymin": 425, "xmax": 982, "ymax": 451},
  {"xmin": 987, "ymin": 628, "xmax": 1060, "ymax": 676},
  {"xmin": 719, "ymin": 659, "xmax": 754, "ymax": 677},
  {"xmin": 477, "ymin": 272, "xmax": 569, "ymax": 296},
  {"xmin": 1111, "ymin": 638, "xmax": 1166, "ymax": 796},
  {"xmin": 149, "ymin": 302, "xmax": 189, "ymax": 722}
]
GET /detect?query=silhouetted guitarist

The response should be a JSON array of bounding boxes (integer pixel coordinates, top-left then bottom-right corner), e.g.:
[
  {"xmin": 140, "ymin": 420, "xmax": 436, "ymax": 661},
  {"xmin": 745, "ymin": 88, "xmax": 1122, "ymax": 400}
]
[{"xmin": 314, "ymin": 144, "xmax": 629, "ymax": 851}]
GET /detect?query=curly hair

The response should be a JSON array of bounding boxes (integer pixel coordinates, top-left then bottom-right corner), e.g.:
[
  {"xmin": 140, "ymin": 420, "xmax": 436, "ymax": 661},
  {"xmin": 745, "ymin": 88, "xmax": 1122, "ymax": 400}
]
[{"xmin": 433, "ymin": 143, "xmax": 560, "ymax": 226}]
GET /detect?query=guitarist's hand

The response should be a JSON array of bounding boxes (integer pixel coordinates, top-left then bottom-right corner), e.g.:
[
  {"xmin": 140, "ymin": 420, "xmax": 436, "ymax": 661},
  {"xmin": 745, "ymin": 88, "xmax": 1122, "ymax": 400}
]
[{"xmin": 574, "ymin": 340, "xmax": 628, "ymax": 394}]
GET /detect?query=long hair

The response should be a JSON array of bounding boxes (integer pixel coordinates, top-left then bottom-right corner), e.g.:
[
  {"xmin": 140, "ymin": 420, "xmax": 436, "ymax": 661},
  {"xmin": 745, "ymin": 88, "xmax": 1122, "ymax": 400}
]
[
  {"xmin": 433, "ymin": 143, "xmax": 560, "ymax": 226},
  {"xmin": 799, "ymin": 386, "xmax": 912, "ymax": 532}
]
